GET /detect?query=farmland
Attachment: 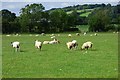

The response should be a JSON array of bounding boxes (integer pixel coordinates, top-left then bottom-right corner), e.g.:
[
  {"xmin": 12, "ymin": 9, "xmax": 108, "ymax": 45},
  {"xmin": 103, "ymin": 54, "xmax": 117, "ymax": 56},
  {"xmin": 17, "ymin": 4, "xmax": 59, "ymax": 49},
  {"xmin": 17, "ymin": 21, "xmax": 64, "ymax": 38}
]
[
  {"xmin": 66, "ymin": 9, "xmax": 93, "ymax": 17},
  {"xmin": 2, "ymin": 32, "xmax": 118, "ymax": 78}
]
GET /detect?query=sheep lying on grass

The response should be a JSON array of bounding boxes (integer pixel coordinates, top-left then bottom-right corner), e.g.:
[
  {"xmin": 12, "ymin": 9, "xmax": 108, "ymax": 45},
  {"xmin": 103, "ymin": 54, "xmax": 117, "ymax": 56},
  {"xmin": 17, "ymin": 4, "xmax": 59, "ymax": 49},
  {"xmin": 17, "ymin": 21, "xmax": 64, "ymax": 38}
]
[
  {"xmin": 43, "ymin": 41, "xmax": 50, "ymax": 44},
  {"xmin": 49, "ymin": 39, "xmax": 60, "ymax": 44}
]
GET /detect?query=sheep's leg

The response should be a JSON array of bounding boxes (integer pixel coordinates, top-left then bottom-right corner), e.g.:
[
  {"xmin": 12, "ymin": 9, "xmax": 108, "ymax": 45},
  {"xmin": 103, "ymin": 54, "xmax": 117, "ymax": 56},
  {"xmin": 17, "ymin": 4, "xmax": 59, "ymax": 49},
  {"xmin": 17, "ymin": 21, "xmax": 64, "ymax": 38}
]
[
  {"xmin": 69, "ymin": 46, "xmax": 72, "ymax": 50},
  {"xmin": 15, "ymin": 48, "xmax": 18, "ymax": 52},
  {"xmin": 39, "ymin": 46, "xmax": 42, "ymax": 51}
]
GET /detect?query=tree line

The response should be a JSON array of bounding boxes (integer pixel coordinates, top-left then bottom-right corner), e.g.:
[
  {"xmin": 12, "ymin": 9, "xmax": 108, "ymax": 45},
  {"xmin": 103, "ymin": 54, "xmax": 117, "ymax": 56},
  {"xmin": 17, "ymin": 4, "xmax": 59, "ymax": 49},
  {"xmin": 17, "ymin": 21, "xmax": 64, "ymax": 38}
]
[{"xmin": 1, "ymin": 3, "xmax": 120, "ymax": 34}]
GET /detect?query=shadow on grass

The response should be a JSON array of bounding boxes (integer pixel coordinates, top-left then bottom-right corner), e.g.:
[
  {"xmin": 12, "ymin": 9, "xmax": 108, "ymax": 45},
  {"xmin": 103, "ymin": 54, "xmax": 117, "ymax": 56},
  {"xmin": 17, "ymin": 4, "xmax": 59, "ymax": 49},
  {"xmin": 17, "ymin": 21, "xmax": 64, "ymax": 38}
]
[
  {"xmin": 89, "ymin": 48, "xmax": 98, "ymax": 51},
  {"xmin": 19, "ymin": 50, "xmax": 27, "ymax": 52}
]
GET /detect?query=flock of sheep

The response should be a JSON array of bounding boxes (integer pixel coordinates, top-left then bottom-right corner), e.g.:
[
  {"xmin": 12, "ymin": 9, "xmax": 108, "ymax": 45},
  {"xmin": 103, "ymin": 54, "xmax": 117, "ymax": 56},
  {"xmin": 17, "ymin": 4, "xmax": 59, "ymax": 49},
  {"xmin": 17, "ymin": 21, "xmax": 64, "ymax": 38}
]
[{"xmin": 10, "ymin": 32, "xmax": 96, "ymax": 52}]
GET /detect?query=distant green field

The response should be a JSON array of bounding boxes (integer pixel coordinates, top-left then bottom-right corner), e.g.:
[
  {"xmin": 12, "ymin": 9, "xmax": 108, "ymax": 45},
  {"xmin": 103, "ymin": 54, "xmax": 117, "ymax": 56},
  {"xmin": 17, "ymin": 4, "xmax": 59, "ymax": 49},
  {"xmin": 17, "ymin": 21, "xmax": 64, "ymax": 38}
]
[
  {"xmin": 66, "ymin": 9, "xmax": 93, "ymax": 17},
  {"xmin": 2, "ymin": 32, "xmax": 118, "ymax": 78},
  {"xmin": 80, "ymin": 12, "xmax": 92, "ymax": 17},
  {"xmin": 76, "ymin": 25, "xmax": 89, "ymax": 32}
]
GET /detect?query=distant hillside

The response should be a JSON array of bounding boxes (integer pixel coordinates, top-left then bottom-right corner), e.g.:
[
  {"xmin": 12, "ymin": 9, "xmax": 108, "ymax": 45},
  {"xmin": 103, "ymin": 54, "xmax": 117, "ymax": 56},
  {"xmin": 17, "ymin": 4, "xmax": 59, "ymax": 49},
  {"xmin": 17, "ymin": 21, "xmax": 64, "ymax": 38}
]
[
  {"xmin": 66, "ymin": 9, "xmax": 93, "ymax": 17},
  {"xmin": 47, "ymin": 4, "xmax": 105, "ymax": 17}
]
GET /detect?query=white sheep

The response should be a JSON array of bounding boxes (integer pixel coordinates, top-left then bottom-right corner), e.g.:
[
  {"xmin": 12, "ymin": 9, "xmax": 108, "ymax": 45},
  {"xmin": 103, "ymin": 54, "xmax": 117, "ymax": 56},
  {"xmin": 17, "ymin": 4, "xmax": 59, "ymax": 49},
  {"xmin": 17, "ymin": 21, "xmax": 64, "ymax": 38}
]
[
  {"xmin": 6, "ymin": 35, "xmax": 11, "ymax": 37},
  {"xmin": 90, "ymin": 34, "xmax": 93, "ymax": 36},
  {"xmin": 76, "ymin": 33, "xmax": 80, "ymax": 36},
  {"xmin": 83, "ymin": 32, "xmax": 87, "ymax": 35},
  {"xmin": 35, "ymin": 34, "xmax": 39, "ymax": 36},
  {"xmin": 49, "ymin": 39, "xmax": 60, "ymax": 44},
  {"xmin": 41, "ymin": 33, "xmax": 45, "ymax": 36},
  {"xmin": 29, "ymin": 34, "xmax": 32, "ymax": 36},
  {"xmin": 68, "ymin": 34, "xmax": 72, "ymax": 37},
  {"xmin": 81, "ymin": 41, "xmax": 93, "ymax": 50},
  {"xmin": 51, "ymin": 36, "xmax": 55, "ymax": 39},
  {"xmin": 66, "ymin": 40, "xmax": 78, "ymax": 49},
  {"xmin": 35, "ymin": 40, "xmax": 42, "ymax": 50},
  {"xmin": 58, "ymin": 34, "xmax": 60, "ymax": 36},
  {"xmin": 94, "ymin": 33, "xmax": 97, "ymax": 36},
  {"xmin": 11, "ymin": 41, "xmax": 20, "ymax": 52},
  {"xmin": 43, "ymin": 41, "xmax": 50, "ymax": 44},
  {"xmin": 66, "ymin": 42, "xmax": 74, "ymax": 49},
  {"xmin": 72, "ymin": 40, "xmax": 78, "ymax": 49},
  {"xmin": 50, "ymin": 34, "xmax": 55, "ymax": 36}
]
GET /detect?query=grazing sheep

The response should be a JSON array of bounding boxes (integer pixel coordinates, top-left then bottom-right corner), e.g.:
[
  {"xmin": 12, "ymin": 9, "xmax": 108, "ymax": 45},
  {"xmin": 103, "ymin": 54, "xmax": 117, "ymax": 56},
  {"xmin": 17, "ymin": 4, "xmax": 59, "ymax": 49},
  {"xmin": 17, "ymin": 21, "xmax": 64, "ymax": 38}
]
[
  {"xmin": 43, "ymin": 41, "xmax": 50, "ymax": 44},
  {"xmin": 50, "ymin": 34, "xmax": 55, "ymax": 36},
  {"xmin": 76, "ymin": 33, "xmax": 80, "ymax": 36},
  {"xmin": 6, "ymin": 35, "xmax": 11, "ymax": 37},
  {"xmin": 66, "ymin": 42, "xmax": 74, "ymax": 49},
  {"xmin": 71, "ymin": 40, "xmax": 78, "ymax": 49},
  {"xmin": 11, "ymin": 41, "xmax": 20, "ymax": 52},
  {"xmin": 35, "ymin": 34, "xmax": 39, "ymax": 36},
  {"xmin": 90, "ymin": 34, "xmax": 93, "ymax": 36},
  {"xmin": 81, "ymin": 41, "xmax": 93, "ymax": 50},
  {"xmin": 41, "ymin": 33, "xmax": 45, "ymax": 36},
  {"xmin": 29, "ymin": 34, "xmax": 32, "ymax": 36},
  {"xmin": 83, "ymin": 32, "xmax": 87, "ymax": 35},
  {"xmin": 113, "ymin": 32, "xmax": 116, "ymax": 33},
  {"xmin": 66, "ymin": 40, "xmax": 78, "ymax": 49},
  {"xmin": 35, "ymin": 40, "xmax": 42, "ymax": 50},
  {"xmin": 94, "ymin": 33, "xmax": 97, "ymax": 36},
  {"xmin": 15, "ymin": 33, "xmax": 19, "ymax": 36},
  {"xmin": 51, "ymin": 36, "xmax": 56, "ymax": 39},
  {"xmin": 58, "ymin": 34, "xmax": 60, "ymax": 36},
  {"xmin": 68, "ymin": 34, "xmax": 72, "ymax": 37}
]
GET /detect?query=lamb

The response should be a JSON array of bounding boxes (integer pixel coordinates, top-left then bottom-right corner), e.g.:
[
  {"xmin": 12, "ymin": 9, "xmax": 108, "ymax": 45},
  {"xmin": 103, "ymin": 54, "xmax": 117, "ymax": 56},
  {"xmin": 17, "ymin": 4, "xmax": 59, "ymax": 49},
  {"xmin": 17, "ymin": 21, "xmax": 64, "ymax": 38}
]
[
  {"xmin": 81, "ymin": 41, "xmax": 93, "ymax": 50},
  {"xmin": 35, "ymin": 40, "xmax": 42, "ymax": 50},
  {"xmin": 11, "ymin": 41, "xmax": 20, "ymax": 52}
]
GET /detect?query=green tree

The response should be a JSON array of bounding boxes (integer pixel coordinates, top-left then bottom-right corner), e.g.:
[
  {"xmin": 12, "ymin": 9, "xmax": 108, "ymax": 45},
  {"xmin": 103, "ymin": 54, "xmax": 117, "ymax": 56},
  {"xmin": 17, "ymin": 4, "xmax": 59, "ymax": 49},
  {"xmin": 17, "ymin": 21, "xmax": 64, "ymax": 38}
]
[
  {"xmin": 1, "ymin": 9, "xmax": 17, "ymax": 33},
  {"xmin": 19, "ymin": 3, "xmax": 45, "ymax": 33},
  {"xmin": 88, "ymin": 9, "xmax": 110, "ymax": 32},
  {"xmin": 49, "ymin": 9, "xmax": 68, "ymax": 32}
]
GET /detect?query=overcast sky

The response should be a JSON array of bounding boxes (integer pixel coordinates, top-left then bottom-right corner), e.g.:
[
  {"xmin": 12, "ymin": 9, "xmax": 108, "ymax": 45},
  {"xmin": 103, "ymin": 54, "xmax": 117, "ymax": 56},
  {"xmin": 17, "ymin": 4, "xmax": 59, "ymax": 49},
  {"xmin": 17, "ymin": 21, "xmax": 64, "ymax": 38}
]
[{"xmin": 1, "ymin": 0, "xmax": 119, "ymax": 16}]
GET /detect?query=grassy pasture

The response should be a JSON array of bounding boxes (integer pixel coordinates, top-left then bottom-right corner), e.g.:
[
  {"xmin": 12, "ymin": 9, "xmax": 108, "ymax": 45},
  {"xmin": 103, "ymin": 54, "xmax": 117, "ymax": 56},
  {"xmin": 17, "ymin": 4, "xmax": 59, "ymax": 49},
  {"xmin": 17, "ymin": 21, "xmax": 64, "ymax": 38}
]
[
  {"xmin": 80, "ymin": 12, "xmax": 92, "ymax": 17},
  {"xmin": 66, "ymin": 9, "xmax": 93, "ymax": 17},
  {"xmin": 2, "ymin": 32, "xmax": 118, "ymax": 78}
]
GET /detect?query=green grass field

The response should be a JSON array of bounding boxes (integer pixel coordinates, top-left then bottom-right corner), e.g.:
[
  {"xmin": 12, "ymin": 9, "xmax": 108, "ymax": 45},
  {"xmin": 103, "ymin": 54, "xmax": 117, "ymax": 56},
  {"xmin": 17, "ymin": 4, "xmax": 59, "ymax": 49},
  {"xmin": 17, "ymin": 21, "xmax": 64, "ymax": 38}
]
[
  {"xmin": 80, "ymin": 12, "xmax": 92, "ymax": 17},
  {"xmin": 66, "ymin": 9, "xmax": 93, "ymax": 17},
  {"xmin": 2, "ymin": 32, "xmax": 118, "ymax": 78}
]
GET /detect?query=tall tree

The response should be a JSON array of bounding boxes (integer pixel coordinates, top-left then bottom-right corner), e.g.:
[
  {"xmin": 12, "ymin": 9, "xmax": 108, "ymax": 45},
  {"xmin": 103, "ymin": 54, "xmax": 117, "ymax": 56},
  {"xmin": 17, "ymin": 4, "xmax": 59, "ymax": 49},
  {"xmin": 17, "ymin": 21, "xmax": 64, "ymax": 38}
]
[
  {"xmin": 88, "ymin": 8, "xmax": 110, "ymax": 32},
  {"xmin": 1, "ymin": 9, "xmax": 17, "ymax": 33},
  {"xmin": 49, "ymin": 9, "xmax": 68, "ymax": 32},
  {"xmin": 19, "ymin": 3, "xmax": 45, "ymax": 33}
]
